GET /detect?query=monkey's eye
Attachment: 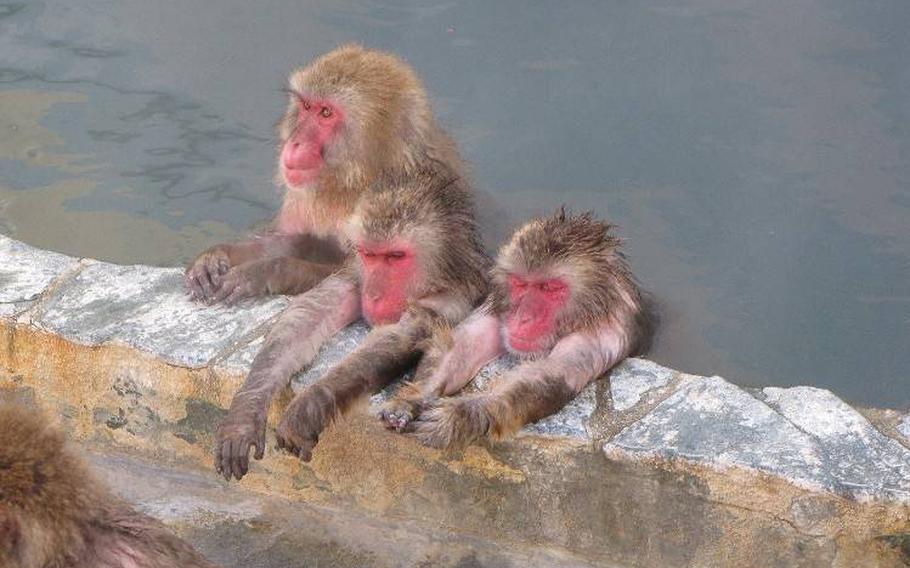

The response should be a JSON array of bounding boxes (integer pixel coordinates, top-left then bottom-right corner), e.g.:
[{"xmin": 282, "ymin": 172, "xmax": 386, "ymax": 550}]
[
  {"xmin": 539, "ymin": 281, "xmax": 567, "ymax": 294},
  {"xmin": 302, "ymin": 100, "xmax": 311, "ymax": 111},
  {"xmin": 320, "ymin": 106, "xmax": 333, "ymax": 118},
  {"xmin": 356, "ymin": 247, "xmax": 377, "ymax": 259},
  {"xmin": 509, "ymin": 275, "xmax": 528, "ymax": 290},
  {"xmin": 386, "ymin": 251, "xmax": 407, "ymax": 261}
]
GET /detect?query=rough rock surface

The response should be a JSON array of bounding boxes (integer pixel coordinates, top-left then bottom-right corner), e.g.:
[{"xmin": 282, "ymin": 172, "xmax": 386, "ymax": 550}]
[
  {"xmin": 3, "ymin": 235, "xmax": 910, "ymax": 567},
  {"xmin": 898, "ymin": 414, "xmax": 910, "ymax": 442},
  {"xmin": 92, "ymin": 450, "xmax": 606, "ymax": 568},
  {"xmin": 605, "ymin": 376, "xmax": 910, "ymax": 502},
  {"xmin": 34, "ymin": 262, "xmax": 288, "ymax": 367},
  {"xmin": 0, "ymin": 234, "xmax": 79, "ymax": 317},
  {"xmin": 609, "ymin": 357, "xmax": 676, "ymax": 411},
  {"xmin": 762, "ymin": 386, "xmax": 910, "ymax": 501}
]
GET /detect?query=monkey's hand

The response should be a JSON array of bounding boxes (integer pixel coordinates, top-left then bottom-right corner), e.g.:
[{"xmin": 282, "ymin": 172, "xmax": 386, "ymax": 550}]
[
  {"xmin": 214, "ymin": 399, "xmax": 267, "ymax": 481},
  {"xmin": 412, "ymin": 395, "xmax": 492, "ymax": 450},
  {"xmin": 207, "ymin": 258, "xmax": 279, "ymax": 305},
  {"xmin": 275, "ymin": 390, "xmax": 327, "ymax": 462},
  {"xmin": 378, "ymin": 397, "xmax": 424, "ymax": 432},
  {"xmin": 185, "ymin": 245, "xmax": 232, "ymax": 302}
]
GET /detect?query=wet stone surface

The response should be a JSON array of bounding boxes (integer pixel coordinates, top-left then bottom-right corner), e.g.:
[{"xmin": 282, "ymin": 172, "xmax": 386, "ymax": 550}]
[
  {"xmin": 898, "ymin": 414, "xmax": 910, "ymax": 442},
  {"xmin": 605, "ymin": 375, "xmax": 910, "ymax": 501},
  {"xmin": 0, "ymin": 235, "xmax": 80, "ymax": 318},
  {"xmin": 35, "ymin": 261, "xmax": 288, "ymax": 367},
  {"xmin": 762, "ymin": 386, "xmax": 910, "ymax": 501},
  {"xmin": 291, "ymin": 329, "xmax": 600, "ymax": 439},
  {"xmin": 5, "ymin": 235, "xmax": 910, "ymax": 508},
  {"xmin": 609, "ymin": 357, "xmax": 676, "ymax": 411},
  {"xmin": 292, "ymin": 322, "xmax": 372, "ymax": 390}
]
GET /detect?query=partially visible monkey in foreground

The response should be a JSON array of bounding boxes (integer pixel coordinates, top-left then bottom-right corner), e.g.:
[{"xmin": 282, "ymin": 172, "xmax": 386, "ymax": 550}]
[
  {"xmin": 185, "ymin": 44, "xmax": 466, "ymax": 305},
  {"xmin": 379, "ymin": 209, "xmax": 653, "ymax": 449},
  {"xmin": 0, "ymin": 404, "xmax": 219, "ymax": 568},
  {"xmin": 215, "ymin": 167, "xmax": 489, "ymax": 480}
]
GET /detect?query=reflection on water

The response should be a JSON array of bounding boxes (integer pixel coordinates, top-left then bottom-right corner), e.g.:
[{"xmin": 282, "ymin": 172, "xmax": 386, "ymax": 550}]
[{"xmin": 0, "ymin": 0, "xmax": 907, "ymax": 406}]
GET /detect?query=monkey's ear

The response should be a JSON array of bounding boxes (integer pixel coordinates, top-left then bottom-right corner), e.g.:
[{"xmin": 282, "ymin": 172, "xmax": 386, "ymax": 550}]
[{"xmin": 0, "ymin": 508, "xmax": 21, "ymax": 550}]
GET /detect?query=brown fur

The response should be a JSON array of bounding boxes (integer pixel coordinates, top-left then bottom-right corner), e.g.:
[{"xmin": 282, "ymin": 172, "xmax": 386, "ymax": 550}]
[
  {"xmin": 492, "ymin": 208, "xmax": 651, "ymax": 354},
  {"xmin": 403, "ymin": 209, "xmax": 655, "ymax": 449},
  {"xmin": 187, "ymin": 44, "xmax": 467, "ymax": 304},
  {"xmin": 275, "ymin": 167, "xmax": 491, "ymax": 460},
  {"xmin": 0, "ymin": 404, "xmax": 218, "ymax": 568}
]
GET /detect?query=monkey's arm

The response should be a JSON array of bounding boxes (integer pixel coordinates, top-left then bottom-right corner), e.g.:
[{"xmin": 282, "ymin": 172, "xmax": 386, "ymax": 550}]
[
  {"xmin": 379, "ymin": 309, "xmax": 503, "ymax": 431},
  {"xmin": 215, "ymin": 274, "xmax": 360, "ymax": 480},
  {"xmin": 275, "ymin": 307, "xmax": 444, "ymax": 462},
  {"xmin": 210, "ymin": 256, "xmax": 347, "ymax": 305},
  {"xmin": 186, "ymin": 233, "xmax": 346, "ymax": 302},
  {"xmin": 415, "ymin": 322, "xmax": 631, "ymax": 449}
]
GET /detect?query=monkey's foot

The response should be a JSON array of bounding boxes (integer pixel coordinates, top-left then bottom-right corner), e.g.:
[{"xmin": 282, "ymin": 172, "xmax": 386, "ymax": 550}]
[
  {"xmin": 378, "ymin": 398, "xmax": 422, "ymax": 432},
  {"xmin": 214, "ymin": 409, "xmax": 267, "ymax": 481},
  {"xmin": 412, "ymin": 395, "xmax": 492, "ymax": 450},
  {"xmin": 275, "ymin": 410, "xmax": 321, "ymax": 462}
]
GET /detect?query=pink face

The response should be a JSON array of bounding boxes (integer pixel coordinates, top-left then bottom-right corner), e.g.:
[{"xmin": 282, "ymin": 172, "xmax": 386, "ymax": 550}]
[
  {"xmin": 358, "ymin": 241, "xmax": 418, "ymax": 326},
  {"xmin": 504, "ymin": 274, "xmax": 571, "ymax": 353},
  {"xmin": 280, "ymin": 96, "xmax": 345, "ymax": 187}
]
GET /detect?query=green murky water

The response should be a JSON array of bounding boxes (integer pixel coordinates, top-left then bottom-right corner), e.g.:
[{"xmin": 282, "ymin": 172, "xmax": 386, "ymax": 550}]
[{"xmin": 0, "ymin": 0, "xmax": 907, "ymax": 406}]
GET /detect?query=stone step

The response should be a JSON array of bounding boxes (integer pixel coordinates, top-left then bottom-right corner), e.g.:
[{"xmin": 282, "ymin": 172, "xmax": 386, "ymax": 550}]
[
  {"xmin": 90, "ymin": 450, "xmax": 607, "ymax": 568},
  {"xmin": 2, "ymin": 234, "xmax": 909, "ymax": 567}
]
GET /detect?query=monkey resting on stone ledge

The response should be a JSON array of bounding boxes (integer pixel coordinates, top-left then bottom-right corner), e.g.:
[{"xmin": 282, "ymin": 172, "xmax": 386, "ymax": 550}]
[{"xmin": 380, "ymin": 209, "xmax": 655, "ymax": 449}]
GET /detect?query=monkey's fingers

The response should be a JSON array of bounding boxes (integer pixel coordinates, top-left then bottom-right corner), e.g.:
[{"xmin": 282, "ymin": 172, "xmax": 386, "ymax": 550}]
[
  {"xmin": 210, "ymin": 274, "xmax": 250, "ymax": 306},
  {"xmin": 213, "ymin": 439, "xmax": 226, "ymax": 475},
  {"xmin": 233, "ymin": 439, "xmax": 252, "ymax": 479},
  {"xmin": 254, "ymin": 431, "xmax": 266, "ymax": 460},
  {"xmin": 378, "ymin": 407, "xmax": 415, "ymax": 432},
  {"xmin": 187, "ymin": 264, "xmax": 223, "ymax": 302},
  {"xmin": 215, "ymin": 438, "xmax": 235, "ymax": 480},
  {"xmin": 275, "ymin": 427, "xmax": 318, "ymax": 462},
  {"xmin": 185, "ymin": 273, "xmax": 208, "ymax": 301},
  {"xmin": 411, "ymin": 400, "xmax": 484, "ymax": 450}
]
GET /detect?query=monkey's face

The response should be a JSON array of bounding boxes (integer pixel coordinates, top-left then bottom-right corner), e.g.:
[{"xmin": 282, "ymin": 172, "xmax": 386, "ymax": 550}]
[
  {"xmin": 278, "ymin": 93, "xmax": 346, "ymax": 188},
  {"xmin": 501, "ymin": 271, "xmax": 571, "ymax": 355},
  {"xmin": 357, "ymin": 238, "xmax": 420, "ymax": 326}
]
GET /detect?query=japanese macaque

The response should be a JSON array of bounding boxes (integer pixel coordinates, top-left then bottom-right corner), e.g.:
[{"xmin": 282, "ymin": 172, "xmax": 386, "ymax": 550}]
[
  {"xmin": 214, "ymin": 167, "xmax": 489, "ymax": 480},
  {"xmin": 0, "ymin": 404, "xmax": 219, "ymax": 568},
  {"xmin": 379, "ymin": 210, "xmax": 653, "ymax": 449},
  {"xmin": 185, "ymin": 44, "xmax": 465, "ymax": 304}
]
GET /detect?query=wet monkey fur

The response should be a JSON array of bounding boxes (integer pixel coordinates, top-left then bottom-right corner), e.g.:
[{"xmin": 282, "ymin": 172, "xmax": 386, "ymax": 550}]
[
  {"xmin": 0, "ymin": 404, "xmax": 219, "ymax": 568},
  {"xmin": 215, "ymin": 168, "xmax": 489, "ymax": 480},
  {"xmin": 185, "ymin": 44, "xmax": 466, "ymax": 304},
  {"xmin": 380, "ymin": 209, "xmax": 654, "ymax": 449}
]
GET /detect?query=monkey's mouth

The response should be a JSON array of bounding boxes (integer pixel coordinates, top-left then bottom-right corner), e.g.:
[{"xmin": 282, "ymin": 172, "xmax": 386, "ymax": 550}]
[
  {"xmin": 505, "ymin": 333, "xmax": 546, "ymax": 355},
  {"xmin": 283, "ymin": 167, "xmax": 320, "ymax": 187}
]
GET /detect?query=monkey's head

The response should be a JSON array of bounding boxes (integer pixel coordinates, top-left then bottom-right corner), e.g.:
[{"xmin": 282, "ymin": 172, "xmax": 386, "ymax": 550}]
[
  {"xmin": 0, "ymin": 404, "xmax": 100, "ymax": 567},
  {"xmin": 347, "ymin": 168, "xmax": 487, "ymax": 327},
  {"xmin": 278, "ymin": 44, "xmax": 433, "ymax": 191},
  {"xmin": 492, "ymin": 209, "xmax": 638, "ymax": 356}
]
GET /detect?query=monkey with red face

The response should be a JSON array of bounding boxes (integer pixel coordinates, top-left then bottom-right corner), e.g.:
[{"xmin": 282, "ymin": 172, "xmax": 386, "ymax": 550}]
[
  {"xmin": 185, "ymin": 44, "xmax": 464, "ymax": 304},
  {"xmin": 379, "ymin": 210, "xmax": 654, "ymax": 449},
  {"xmin": 215, "ymin": 167, "xmax": 489, "ymax": 479}
]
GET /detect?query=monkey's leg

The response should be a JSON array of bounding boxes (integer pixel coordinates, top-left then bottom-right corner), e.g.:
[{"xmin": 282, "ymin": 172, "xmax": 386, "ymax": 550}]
[
  {"xmin": 415, "ymin": 323, "xmax": 631, "ymax": 449},
  {"xmin": 275, "ymin": 310, "xmax": 438, "ymax": 461},
  {"xmin": 380, "ymin": 310, "xmax": 502, "ymax": 432},
  {"xmin": 211, "ymin": 257, "xmax": 345, "ymax": 305},
  {"xmin": 215, "ymin": 275, "xmax": 359, "ymax": 480}
]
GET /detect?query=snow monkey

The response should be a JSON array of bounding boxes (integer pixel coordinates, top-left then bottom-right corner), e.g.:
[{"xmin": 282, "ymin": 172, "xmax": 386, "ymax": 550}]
[
  {"xmin": 185, "ymin": 44, "xmax": 465, "ymax": 304},
  {"xmin": 0, "ymin": 404, "xmax": 219, "ymax": 568},
  {"xmin": 214, "ymin": 167, "xmax": 489, "ymax": 480},
  {"xmin": 379, "ymin": 209, "xmax": 654, "ymax": 449}
]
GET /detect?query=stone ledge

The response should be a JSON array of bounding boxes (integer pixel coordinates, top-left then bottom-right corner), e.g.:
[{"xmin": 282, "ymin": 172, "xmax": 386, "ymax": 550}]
[{"xmin": 2, "ymin": 234, "xmax": 909, "ymax": 567}]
